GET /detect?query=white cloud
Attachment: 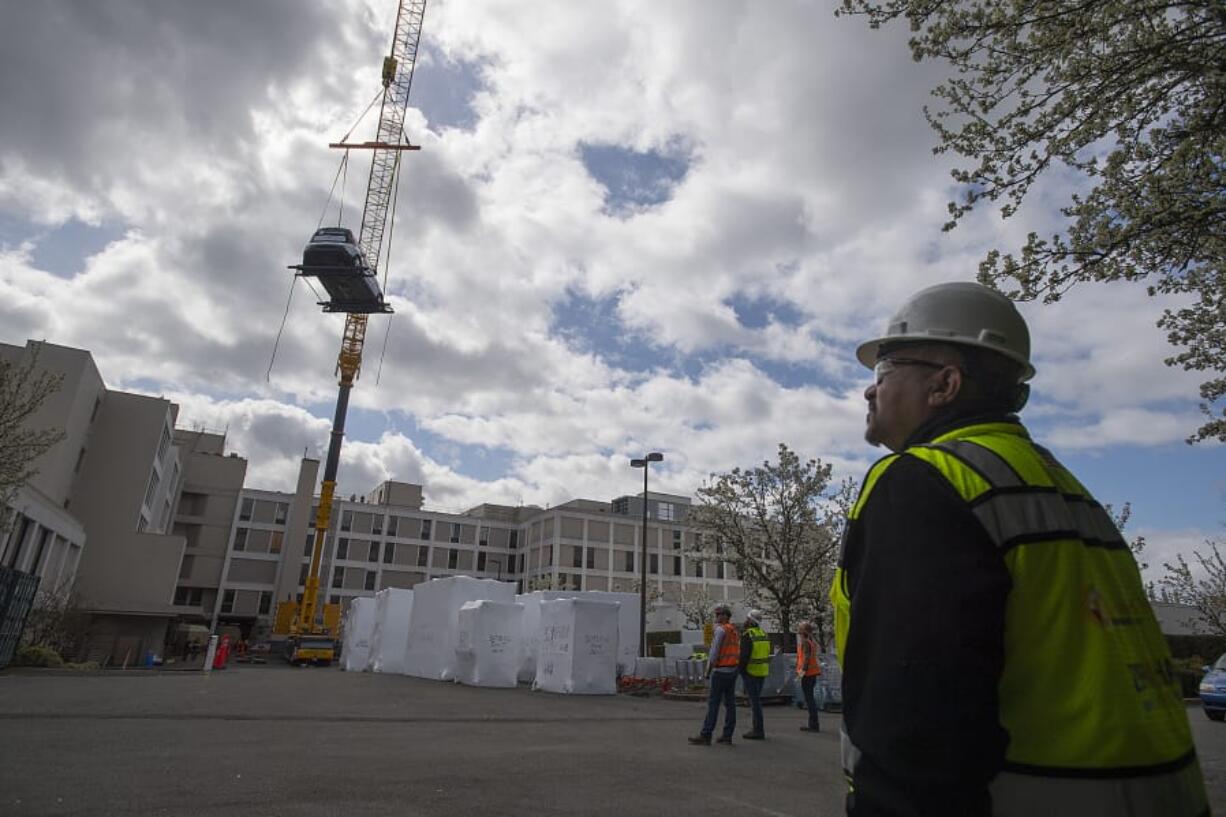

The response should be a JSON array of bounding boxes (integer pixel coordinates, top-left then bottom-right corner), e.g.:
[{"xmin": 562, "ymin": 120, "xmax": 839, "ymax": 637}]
[{"xmin": 0, "ymin": 0, "xmax": 1214, "ymax": 551}]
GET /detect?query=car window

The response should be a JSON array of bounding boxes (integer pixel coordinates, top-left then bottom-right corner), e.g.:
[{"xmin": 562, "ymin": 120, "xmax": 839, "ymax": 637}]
[{"xmin": 1214, "ymin": 654, "xmax": 1226, "ymax": 671}]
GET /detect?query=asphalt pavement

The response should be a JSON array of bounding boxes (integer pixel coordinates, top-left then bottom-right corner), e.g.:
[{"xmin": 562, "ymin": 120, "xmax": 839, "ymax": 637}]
[{"xmin": 0, "ymin": 665, "xmax": 1223, "ymax": 816}]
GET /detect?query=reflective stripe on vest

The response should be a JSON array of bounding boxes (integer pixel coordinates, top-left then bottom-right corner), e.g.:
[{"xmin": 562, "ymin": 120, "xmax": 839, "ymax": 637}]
[
  {"xmin": 831, "ymin": 422, "xmax": 1205, "ymax": 812},
  {"xmin": 797, "ymin": 637, "xmax": 820, "ymax": 677},
  {"xmin": 745, "ymin": 626, "xmax": 770, "ymax": 677},
  {"xmin": 713, "ymin": 623, "xmax": 740, "ymax": 667}
]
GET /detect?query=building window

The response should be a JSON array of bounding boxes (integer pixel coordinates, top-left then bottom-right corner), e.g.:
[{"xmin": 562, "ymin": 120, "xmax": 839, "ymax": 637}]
[
  {"xmin": 274, "ymin": 503, "xmax": 288, "ymax": 525},
  {"xmin": 364, "ymin": 570, "xmax": 377, "ymax": 591},
  {"xmin": 673, "ymin": 529, "xmax": 682, "ymax": 550},
  {"xmin": 450, "ymin": 523, "xmax": 461, "ymax": 544},
  {"xmin": 572, "ymin": 547, "xmax": 583, "ymax": 568},
  {"xmin": 304, "ymin": 535, "xmax": 314, "ymax": 557},
  {"xmin": 479, "ymin": 529, "xmax": 488, "ymax": 547},
  {"xmin": 233, "ymin": 528, "xmax": 247, "ymax": 551},
  {"xmin": 372, "ymin": 515, "xmax": 383, "ymax": 535},
  {"xmin": 545, "ymin": 546, "xmax": 553, "ymax": 566},
  {"xmin": 157, "ymin": 425, "xmax": 172, "ymax": 463},
  {"xmin": 673, "ymin": 556, "xmax": 682, "ymax": 576},
  {"xmin": 695, "ymin": 561, "xmax": 704, "ymax": 578},
  {"xmin": 383, "ymin": 543, "xmax": 395, "ymax": 564},
  {"xmin": 220, "ymin": 590, "xmax": 235, "ymax": 614},
  {"xmin": 335, "ymin": 538, "xmax": 348, "ymax": 560},
  {"xmin": 717, "ymin": 562, "xmax": 725, "ymax": 580},
  {"xmin": 420, "ymin": 519, "xmax": 432, "ymax": 540},
  {"xmin": 341, "ymin": 510, "xmax": 352, "ymax": 531},
  {"xmin": 586, "ymin": 548, "xmax": 594, "ymax": 569},
  {"xmin": 386, "ymin": 516, "xmax": 399, "ymax": 538},
  {"xmin": 658, "ymin": 502, "xmax": 675, "ymax": 522},
  {"xmin": 174, "ymin": 587, "xmax": 204, "ymax": 607},
  {"xmin": 368, "ymin": 541, "xmax": 379, "ymax": 562},
  {"xmin": 269, "ymin": 531, "xmax": 283, "ymax": 554},
  {"xmin": 477, "ymin": 552, "xmax": 487, "ymax": 572},
  {"xmin": 448, "ymin": 548, "xmax": 458, "ymax": 569},
  {"xmin": 613, "ymin": 497, "xmax": 629, "ymax": 515},
  {"xmin": 508, "ymin": 530, "xmax": 518, "ymax": 549},
  {"xmin": 417, "ymin": 547, "xmax": 429, "ymax": 567},
  {"xmin": 650, "ymin": 554, "xmax": 659, "ymax": 574},
  {"xmin": 144, "ymin": 470, "xmax": 160, "ymax": 509},
  {"xmin": 258, "ymin": 592, "xmax": 272, "ymax": 615},
  {"xmin": 332, "ymin": 569, "xmax": 344, "ymax": 589},
  {"xmin": 298, "ymin": 564, "xmax": 308, "ymax": 586},
  {"xmin": 623, "ymin": 551, "xmax": 634, "ymax": 572},
  {"xmin": 518, "ymin": 553, "xmax": 525, "ymax": 573},
  {"xmin": 240, "ymin": 498, "xmax": 254, "ymax": 522}
]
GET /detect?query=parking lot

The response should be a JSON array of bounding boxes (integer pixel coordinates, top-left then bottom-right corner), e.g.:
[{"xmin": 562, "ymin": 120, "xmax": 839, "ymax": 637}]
[{"xmin": 1, "ymin": 665, "xmax": 1223, "ymax": 816}]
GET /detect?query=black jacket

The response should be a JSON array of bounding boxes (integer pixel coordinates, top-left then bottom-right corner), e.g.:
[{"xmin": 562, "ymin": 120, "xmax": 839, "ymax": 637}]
[{"xmin": 840, "ymin": 411, "xmax": 1014, "ymax": 816}]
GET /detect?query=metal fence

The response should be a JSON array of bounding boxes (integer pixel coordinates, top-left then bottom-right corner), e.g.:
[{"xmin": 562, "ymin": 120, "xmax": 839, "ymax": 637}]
[{"xmin": 0, "ymin": 565, "xmax": 40, "ymax": 668}]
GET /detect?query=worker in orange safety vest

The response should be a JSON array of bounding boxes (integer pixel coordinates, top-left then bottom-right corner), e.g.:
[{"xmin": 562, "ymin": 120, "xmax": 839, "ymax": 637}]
[
  {"xmin": 689, "ymin": 604, "xmax": 740, "ymax": 745},
  {"xmin": 795, "ymin": 621, "xmax": 822, "ymax": 733}
]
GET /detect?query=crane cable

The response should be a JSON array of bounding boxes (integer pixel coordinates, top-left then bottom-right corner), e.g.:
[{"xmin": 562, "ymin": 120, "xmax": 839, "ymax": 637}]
[
  {"xmin": 315, "ymin": 87, "xmax": 386, "ymax": 230},
  {"xmin": 374, "ymin": 149, "xmax": 407, "ymax": 386}
]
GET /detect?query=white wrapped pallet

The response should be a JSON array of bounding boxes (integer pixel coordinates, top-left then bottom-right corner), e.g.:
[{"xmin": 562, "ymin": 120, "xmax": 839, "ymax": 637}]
[
  {"xmin": 403, "ymin": 576, "xmax": 516, "ymax": 681},
  {"xmin": 454, "ymin": 600, "xmax": 524, "ymax": 688},
  {"xmin": 367, "ymin": 588, "xmax": 414, "ymax": 674},
  {"xmin": 341, "ymin": 596, "xmax": 376, "ymax": 671},
  {"xmin": 585, "ymin": 591, "xmax": 639, "ymax": 672},
  {"xmin": 533, "ymin": 597, "xmax": 619, "ymax": 695},
  {"xmin": 515, "ymin": 590, "xmax": 577, "ymax": 683}
]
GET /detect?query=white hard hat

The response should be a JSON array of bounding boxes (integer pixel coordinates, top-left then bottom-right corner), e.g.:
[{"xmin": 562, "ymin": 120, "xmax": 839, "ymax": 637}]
[
  {"xmin": 856, "ymin": 281, "xmax": 1035, "ymax": 381},
  {"xmin": 746, "ymin": 609, "xmax": 763, "ymax": 625}
]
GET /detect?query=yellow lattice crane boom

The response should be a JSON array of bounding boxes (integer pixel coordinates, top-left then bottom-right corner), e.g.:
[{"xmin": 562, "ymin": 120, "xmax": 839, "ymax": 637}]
[{"xmin": 278, "ymin": 0, "xmax": 428, "ymax": 665}]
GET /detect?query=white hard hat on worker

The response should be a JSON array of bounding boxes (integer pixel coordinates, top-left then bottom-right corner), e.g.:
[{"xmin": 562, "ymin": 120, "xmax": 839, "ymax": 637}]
[{"xmin": 858, "ymin": 282, "xmax": 1034, "ymax": 452}]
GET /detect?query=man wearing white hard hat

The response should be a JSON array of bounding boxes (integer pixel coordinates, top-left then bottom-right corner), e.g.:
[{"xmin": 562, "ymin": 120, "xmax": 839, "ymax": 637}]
[
  {"xmin": 737, "ymin": 609, "xmax": 771, "ymax": 740},
  {"xmin": 830, "ymin": 282, "xmax": 1206, "ymax": 816}
]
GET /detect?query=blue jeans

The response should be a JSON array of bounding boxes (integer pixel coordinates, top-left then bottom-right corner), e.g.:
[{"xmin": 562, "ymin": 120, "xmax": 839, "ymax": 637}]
[
  {"xmin": 701, "ymin": 671, "xmax": 737, "ymax": 738},
  {"xmin": 742, "ymin": 673, "xmax": 765, "ymax": 735}
]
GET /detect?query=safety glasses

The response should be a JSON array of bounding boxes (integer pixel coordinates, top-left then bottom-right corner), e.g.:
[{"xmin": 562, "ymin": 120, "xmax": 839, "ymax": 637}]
[{"xmin": 873, "ymin": 357, "xmax": 951, "ymax": 384}]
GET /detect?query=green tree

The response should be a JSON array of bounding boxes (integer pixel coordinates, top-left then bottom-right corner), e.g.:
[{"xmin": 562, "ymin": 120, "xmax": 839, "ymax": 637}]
[
  {"xmin": 1160, "ymin": 540, "xmax": 1226, "ymax": 638},
  {"xmin": 1, "ymin": 348, "xmax": 65, "ymax": 535},
  {"xmin": 838, "ymin": 0, "xmax": 1226, "ymax": 441},
  {"xmin": 686, "ymin": 444, "xmax": 842, "ymax": 650}
]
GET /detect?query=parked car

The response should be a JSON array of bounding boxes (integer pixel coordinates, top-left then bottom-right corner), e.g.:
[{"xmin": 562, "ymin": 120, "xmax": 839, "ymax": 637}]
[
  {"xmin": 1199, "ymin": 654, "xmax": 1226, "ymax": 721},
  {"xmin": 300, "ymin": 226, "xmax": 385, "ymax": 310}
]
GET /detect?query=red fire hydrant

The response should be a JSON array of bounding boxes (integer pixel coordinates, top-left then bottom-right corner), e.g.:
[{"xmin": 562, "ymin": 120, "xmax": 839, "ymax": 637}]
[{"xmin": 212, "ymin": 635, "xmax": 232, "ymax": 670}]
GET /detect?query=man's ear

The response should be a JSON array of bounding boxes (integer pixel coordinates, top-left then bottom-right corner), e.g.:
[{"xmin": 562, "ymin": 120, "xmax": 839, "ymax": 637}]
[{"xmin": 926, "ymin": 365, "xmax": 963, "ymax": 408}]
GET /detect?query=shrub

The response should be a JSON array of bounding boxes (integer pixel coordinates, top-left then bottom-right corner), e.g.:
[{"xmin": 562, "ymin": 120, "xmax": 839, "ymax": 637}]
[{"xmin": 15, "ymin": 645, "xmax": 63, "ymax": 667}]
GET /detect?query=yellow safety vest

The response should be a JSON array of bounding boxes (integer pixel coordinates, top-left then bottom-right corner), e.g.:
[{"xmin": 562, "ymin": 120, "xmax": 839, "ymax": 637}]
[
  {"xmin": 744, "ymin": 626, "xmax": 770, "ymax": 678},
  {"xmin": 830, "ymin": 422, "xmax": 1206, "ymax": 814}
]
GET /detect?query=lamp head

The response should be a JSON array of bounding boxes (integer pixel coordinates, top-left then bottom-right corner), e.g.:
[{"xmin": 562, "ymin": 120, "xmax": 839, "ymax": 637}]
[
  {"xmin": 646, "ymin": 452, "xmax": 663, "ymax": 462},
  {"xmin": 630, "ymin": 458, "xmax": 646, "ymax": 468}
]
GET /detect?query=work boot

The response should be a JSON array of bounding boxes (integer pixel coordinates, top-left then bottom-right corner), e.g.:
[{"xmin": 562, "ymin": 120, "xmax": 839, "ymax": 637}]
[
  {"xmin": 799, "ymin": 725, "xmax": 820, "ymax": 732},
  {"xmin": 742, "ymin": 732, "xmax": 765, "ymax": 740},
  {"xmin": 688, "ymin": 734, "xmax": 711, "ymax": 745},
  {"xmin": 715, "ymin": 735, "xmax": 733, "ymax": 745}
]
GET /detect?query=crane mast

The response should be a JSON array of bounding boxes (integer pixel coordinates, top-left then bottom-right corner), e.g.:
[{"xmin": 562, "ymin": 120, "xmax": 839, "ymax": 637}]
[{"xmin": 292, "ymin": 0, "xmax": 428, "ymax": 647}]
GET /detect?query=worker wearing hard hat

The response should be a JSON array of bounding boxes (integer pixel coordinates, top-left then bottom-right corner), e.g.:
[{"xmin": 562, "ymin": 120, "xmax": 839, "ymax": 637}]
[
  {"xmin": 738, "ymin": 609, "xmax": 771, "ymax": 740},
  {"xmin": 688, "ymin": 604, "xmax": 740, "ymax": 745},
  {"xmin": 831, "ymin": 282, "xmax": 1207, "ymax": 815}
]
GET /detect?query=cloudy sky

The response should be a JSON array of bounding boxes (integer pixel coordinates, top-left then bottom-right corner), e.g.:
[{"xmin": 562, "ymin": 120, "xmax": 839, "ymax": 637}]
[{"xmin": 0, "ymin": 0, "xmax": 1220, "ymax": 580}]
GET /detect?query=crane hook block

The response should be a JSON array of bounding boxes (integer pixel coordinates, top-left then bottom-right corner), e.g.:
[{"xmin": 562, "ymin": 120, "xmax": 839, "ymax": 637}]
[{"xmin": 382, "ymin": 56, "xmax": 398, "ymax": 87}]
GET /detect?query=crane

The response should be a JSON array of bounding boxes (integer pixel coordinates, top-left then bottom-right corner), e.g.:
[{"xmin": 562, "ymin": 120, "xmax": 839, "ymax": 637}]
[{"xmin": 278, "ymin": 0, "xmax": 428, "ymax": 665}]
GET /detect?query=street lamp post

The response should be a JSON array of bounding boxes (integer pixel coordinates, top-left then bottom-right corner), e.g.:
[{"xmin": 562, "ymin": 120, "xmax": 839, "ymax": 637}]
[
  {"xmin": 630, "ymin": 452, "xmax": 663, "ymax": 659},
  {"xmin": 488, "ymin": 557, "xmax": 503, "ymax": 581}
]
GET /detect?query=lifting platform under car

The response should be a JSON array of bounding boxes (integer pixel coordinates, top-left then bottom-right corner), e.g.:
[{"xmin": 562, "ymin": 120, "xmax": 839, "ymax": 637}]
[{"xmin": 291, "ymin": 226, "xmax": 393, "ymax": 314}]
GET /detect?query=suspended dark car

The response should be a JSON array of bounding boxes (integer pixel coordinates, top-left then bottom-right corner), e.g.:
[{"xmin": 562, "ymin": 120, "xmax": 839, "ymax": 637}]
[{"xmin": 291, "ymin": 227, "xmax": 392, "ymax": 314}]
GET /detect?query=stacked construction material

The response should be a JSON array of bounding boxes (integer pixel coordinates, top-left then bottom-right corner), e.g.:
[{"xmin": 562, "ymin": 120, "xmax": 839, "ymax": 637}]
[
  {"xmin": 585, "ymin": 591, "xmax": 639, "ymax": 673},
  {"xmin": 367, "ymin": 587, "xmax": 414, "ymax": 674},
  {"xmin": 341, "ymin": 596, "xmax": 376, "ymax": 671},
  {"xmin": 403, "ymin": 576, "xmax": 516, "ymax": 681},
  {"xmin": 454, "ymin": 600, "xmax": 524, "ymax": 688},
  {"xmin": 533, "ymin": 597, "xmax": 619, "ymax": 695},
  {"xmin": 515, "ymin": 590, "xmax": 577, "ymax": 682}
]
